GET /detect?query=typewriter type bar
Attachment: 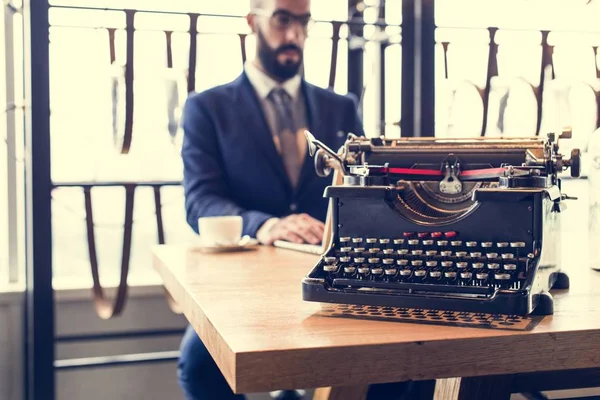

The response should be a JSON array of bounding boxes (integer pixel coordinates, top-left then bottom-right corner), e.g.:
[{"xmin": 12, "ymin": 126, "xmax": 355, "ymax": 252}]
[{"xmin": 302, "ymin": 132, "xmax": 578, "ymax": 316}]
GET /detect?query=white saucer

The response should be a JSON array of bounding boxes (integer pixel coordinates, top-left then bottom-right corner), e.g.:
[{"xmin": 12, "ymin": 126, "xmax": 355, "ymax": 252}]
[{"xmin": 191, "ymin": 236, "xmax": 259, "ymax": 254}]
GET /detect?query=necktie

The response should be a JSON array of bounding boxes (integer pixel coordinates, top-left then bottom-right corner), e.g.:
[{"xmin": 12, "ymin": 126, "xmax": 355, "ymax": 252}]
[{"xmin": 268, "ymin": 88, "xmax": 302, "ymax": 188}]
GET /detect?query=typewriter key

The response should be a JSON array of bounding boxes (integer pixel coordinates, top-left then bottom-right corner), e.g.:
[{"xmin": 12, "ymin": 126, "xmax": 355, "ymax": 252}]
[
  {"xmin": 399, "ymin": 269, "xmax": 411, "ymax": 277},
  {"xmin": 397, "ymin": 249, "xmax": 409, "ymax": 255},
  {"xmin": 501, "ymin": 253, "xmax": 515, "ymax": 259},
  {"xmin": 354, "ymin": 247, "xmax": 366, "ymax": 253},
  {"xmin": 408, "ymin": 239, "xmax": 419, "ymax": 246},
  {"xmin": 418, "ymin": 232, "xmax": 429, "ymax": 238},
  {"xmin": 352, "ymin": 237, "xmax": 363, "ymax": 244},
  {"xmin": 414, "ymin": 270, "xmax": 427, "ymax": 277},
  {"xmin": 482, "ymin": 242, "xmax": 493, "ymax": 248},
  {"xmin": 495, "ymin": 273, "xmax": 511, "ymax": 280},
  {"xmin": 426, "ymin": 261, "xmax": 438, "ymax": 267},
  {"xmin": 411, "ymin": 260, "xmax": 423, "ymax": 267},
  {"xmin": 423, "ymin": 240, "xmax": 434, "ymax": 246},
  {"xmin": 403, "ymin": 232, "xmax": 415, "ymax": 237},
  {"xmin": 476, "ymin": 272, "xmax": 489, "ymax": 280},
  {"xmin": 411, "ymin": 250, "xmax": 424, "ymax": 256},
  {"xmin": 472, "ymin": 262, "xmax": 484, "ymax": 270},
  {"xmin": 324, "ymin": 256, "xmax": 337, "ymax": 264},
  {"xmin": 437, "ymin": 240, "xmax": 449, "ymax": 247},
  {"xmin": 470, "ymin": 252, "xmax": 482, "ymax": 258},
  {"xmin": 429, "ymin": 271, "xmax": 442, "ymax": 279},
  {"xmin": 441, "ymin": 250, "xmax": 453, "ymax": 257},
  {"xmin": 384, "ymin": 268, "xmax": 398, "ymax": 276},
  {"xmin": 444, "ymin": 231, "xmax": 457, "ymax": 238},
  {"xmin": 397, "ymin": 259, "xmax": 409, "ymax": 266},
  {"xmin": 382, "ymin": 258, "xmax": 395, "ymax": 265},
  {"xmin": 441, "ymin": 261, "xmax": 453, "ymax": 268},
  {"xmin": 497, "ymin": 242, "xmax": 509, "ymax": 248},
  {"xmin": 366, "ymin": 238, "xmax": 378, "ymax": 244},
  {"xmin": 455, "ymin": 251, "xmax": 467, "ymax": 257},
  {"xmin": 368, "ymin": 258, "xmax": 380, "ymax": 264},
  {"xmin": 486, "ymin": 253, "xmax": 499, "ymax": 259},
  {"xmin": 323, "ymin": 264, "xmax": 338, "ymax": 272},
  {"xmin": 504, "ymin": 263, "xmax": 517, "ymax": 271},
  {"xmin": 379, "ymin": 238, "xmax": 390, "ymax": 245},
  {"xmin": 431, "ymin": 232, "xmax": 443, "ymax": 238},
  {"xmin": 393, "ymin": 238, "xmax": 405, "ymax": 245},
  {"xmin": 444, "ymin": 271, "xmax": 457, "ymax": 279},
  {"xmin": 343, "ymin": 266, "xmax": 357, "ymax": 275},
  {"xmin": 487, "ymin": 263, "xmax": 500, "ymax": 270},
  {"xmin": 426, "ymin": 250, "xmax": 438, "ymax": 256},
  {"xmin": 357, "ymin": 267, "xmax": 370, "ymax": 280},
  {"xmin": 354, "ymin": 257, "xmax": 365, "ymax": 263},
  {"xmin": 510, "ymin": 242, "xmax": 526, "ymax": 248},
  {"xmin": 451, "ymin": 240, "xmax": 462, "ymax": 247},
  {"xmin": 466, "ymin": 241, "xmax": 477, "ymax": 247},
  {"xmin": 358, "ymin": 266, "xmax": 370, "ymax": 273},
  {"xmin": 460, "ymin": 271, "xmax": 473, "ymax": 279},
  {"xmin": 456, "ymin": 262, "xmax": 468, "ymax": 269},
  {"xmin": 371, "ymin": 267, "xmax": 384, "ymax": 276},
  {"xmin": 383, "ymin": 249, "xmax": 394, "ymax": 255},
  {"xmin": 339, "ymin": 237, "xmax": 351, "ymax": 243}
]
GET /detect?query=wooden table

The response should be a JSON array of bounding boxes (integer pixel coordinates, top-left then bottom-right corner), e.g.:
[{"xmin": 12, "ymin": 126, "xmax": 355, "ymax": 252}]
[{"xmin": 152, "ymin": 244, "xmax": 600, "ymax": 400}]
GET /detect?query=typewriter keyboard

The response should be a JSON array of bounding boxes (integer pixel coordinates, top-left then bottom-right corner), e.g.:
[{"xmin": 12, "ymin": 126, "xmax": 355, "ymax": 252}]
[{"xmin": 320, "ymin": 233, "xmax": 534, "ymax": 292}]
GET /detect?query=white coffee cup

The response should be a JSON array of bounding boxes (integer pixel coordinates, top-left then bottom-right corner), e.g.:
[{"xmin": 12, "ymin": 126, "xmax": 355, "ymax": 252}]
[{"xmin": 198, "ymin": 215, "xmax": 243, "ymax": 247}]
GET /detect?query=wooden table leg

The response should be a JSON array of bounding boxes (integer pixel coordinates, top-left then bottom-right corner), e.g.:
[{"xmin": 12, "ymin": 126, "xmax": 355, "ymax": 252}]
[
  {"xmin": 434, "ymin": 376, "xmax": 513, "ymax": 400},
  {"xmin": 312, "ymin": 385, "xmax": 369, "ymax": 400}
]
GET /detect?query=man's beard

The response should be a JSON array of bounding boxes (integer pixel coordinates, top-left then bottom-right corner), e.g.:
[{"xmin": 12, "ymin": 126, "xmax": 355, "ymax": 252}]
[{"xmin": 257, "ymin": 29, "xmax": 303, "ymax": 81}]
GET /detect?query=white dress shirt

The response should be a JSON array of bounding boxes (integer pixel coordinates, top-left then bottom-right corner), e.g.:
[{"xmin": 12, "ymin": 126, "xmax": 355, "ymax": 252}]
[
  {"xmin": 244, "ymin": 60, "xmax": 308, "ymax": 161},
  {"xmin": 244, "ymin": 60, "xmax": 309, "ymax": 242}
]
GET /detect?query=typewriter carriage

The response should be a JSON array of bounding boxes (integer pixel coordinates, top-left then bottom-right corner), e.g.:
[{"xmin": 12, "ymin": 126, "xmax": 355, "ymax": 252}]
[{"xmin": 303, "ymin": 130, "xmax": 579, "ymax": 316}]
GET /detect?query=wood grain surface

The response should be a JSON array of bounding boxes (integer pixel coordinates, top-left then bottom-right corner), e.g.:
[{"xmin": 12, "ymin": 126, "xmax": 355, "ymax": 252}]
[
  {"xmin": 152, "ymin": 243, "xmax": 600, "ymax": 394},
  {"xmin": 433, "ymin": 375, "xmax": 513, "ymax": 400},
  {"xmin": 312, "ymin": 385, "xmax": 369, "ymax": 400}
]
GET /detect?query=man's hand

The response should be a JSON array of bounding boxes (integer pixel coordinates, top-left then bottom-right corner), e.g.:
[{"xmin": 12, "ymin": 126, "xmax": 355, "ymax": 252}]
[{"xmin": 258, "ymin": 214, "xmax": 324, "ymax": 245}]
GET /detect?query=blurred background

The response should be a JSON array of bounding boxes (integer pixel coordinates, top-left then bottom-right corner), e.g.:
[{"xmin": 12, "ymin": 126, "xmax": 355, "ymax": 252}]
[{"xmin": 2, "ymin": 0, "xmax": 600, "ymax": 399}]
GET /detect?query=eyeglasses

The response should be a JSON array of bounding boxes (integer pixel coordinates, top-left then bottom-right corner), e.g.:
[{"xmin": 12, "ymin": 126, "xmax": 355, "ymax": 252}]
[{"xmin": 252, "ymin": 8, "xmax": 313, "ymax": 32}]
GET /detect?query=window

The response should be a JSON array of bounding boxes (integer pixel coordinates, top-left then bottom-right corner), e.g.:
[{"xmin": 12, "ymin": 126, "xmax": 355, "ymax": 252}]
[
  {"xmin": 46, "ymin": 0, "xmax": 359, "ymax": 286},
  {"xmin": 435, "ymin": 0, "xmax": 600, "ymax": 149},
  {"xmin": 15, "ymin": 0, "xmax": 598, "ymax": 288}
]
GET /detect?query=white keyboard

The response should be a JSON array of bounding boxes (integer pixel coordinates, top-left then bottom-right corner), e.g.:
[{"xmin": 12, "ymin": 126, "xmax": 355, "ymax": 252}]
[{"xmin": 273, "ymin": 240, "xmax": 323, "ymax": 255}]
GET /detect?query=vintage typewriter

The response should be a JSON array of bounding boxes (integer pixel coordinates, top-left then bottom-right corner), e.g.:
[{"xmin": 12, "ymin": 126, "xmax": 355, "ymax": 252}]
[{"xmin": 302, "ymin": 131, "xmax": 580, "ymax": 316}]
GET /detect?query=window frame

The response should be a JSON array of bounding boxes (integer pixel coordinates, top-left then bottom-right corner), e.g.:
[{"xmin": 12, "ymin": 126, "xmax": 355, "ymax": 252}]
[{"xmin": 3, "ymin": 1, "xmax": 22, "ymax": 286}]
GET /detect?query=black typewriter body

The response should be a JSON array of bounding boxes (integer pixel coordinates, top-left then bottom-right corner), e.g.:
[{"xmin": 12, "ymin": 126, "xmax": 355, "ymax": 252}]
[{"xmin": 302, "ymin": 133, "xmax": 580, "ymax": 316}]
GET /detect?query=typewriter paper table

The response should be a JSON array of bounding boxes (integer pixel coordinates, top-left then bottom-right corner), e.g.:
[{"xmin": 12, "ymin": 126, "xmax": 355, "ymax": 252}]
[{"xmin": 152, "ymin": 244, "xmax": 600, "ymax": 399}]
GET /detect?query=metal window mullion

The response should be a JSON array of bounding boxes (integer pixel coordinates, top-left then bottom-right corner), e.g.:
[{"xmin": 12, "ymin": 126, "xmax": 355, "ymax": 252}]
[
  {"xmin": 379, "ymin": 0, "xmax": 386, "ymax": 137},
  {"xmin": 401, "ymin": 0, "xmax": 435, "ymax": 137},
  {"xmin": 348, "ymin": 0, "xmax": 364, "ymax": 118},
  {"xmin": 23, "ymin": 0, "xmax": 54, "ymax": 399},
  {"xmin": 401, "ymin": 0, "xmax": 415, "ymax": 136},
  {"xmin": 4, "ymin": 1, "xmax": 19, "ymax": 284},
  {"xmin": 418, "ymin": 0, "xmax": 435, "ymax": 136}
]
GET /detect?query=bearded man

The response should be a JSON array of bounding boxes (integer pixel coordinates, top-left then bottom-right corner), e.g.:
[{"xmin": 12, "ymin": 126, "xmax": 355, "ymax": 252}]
[{"xmin": 178, "ymin": 0, "xmax": 373, "ymax": 398}]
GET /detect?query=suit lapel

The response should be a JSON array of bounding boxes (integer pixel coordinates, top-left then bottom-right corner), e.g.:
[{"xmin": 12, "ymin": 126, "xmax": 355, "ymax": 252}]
[
  {"xmin": 234, "ymin": 73, "xmax": 292, "ymax": 192},
  {"xmin": 296, "ymin": 81, "xmax": 323, "ymax": 193}
]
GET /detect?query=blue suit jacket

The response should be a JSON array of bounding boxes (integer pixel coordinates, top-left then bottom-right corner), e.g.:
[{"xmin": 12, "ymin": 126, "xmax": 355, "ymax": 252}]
[{"xmin": 181, "ymin": 71, "xmax": 364, "ymax": 237}]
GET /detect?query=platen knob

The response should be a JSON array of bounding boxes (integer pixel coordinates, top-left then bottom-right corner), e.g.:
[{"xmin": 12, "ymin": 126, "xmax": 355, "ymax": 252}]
[
  {"xmin": 570, "ymin": 148, "xmax": 581, "ymax": 178},
  {"xmin": 314, "ymin": 149, "xmax": 332, "ymax": 178}
]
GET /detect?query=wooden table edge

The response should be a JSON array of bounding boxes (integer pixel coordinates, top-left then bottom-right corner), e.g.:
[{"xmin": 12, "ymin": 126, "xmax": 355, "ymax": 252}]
[
  {"xmin": 151, "ymin": 245, "xmax": 600, "ymax": 395},
  {"xmin": 230, "ymin": 328, "xmax": 600, "ymax": 394},
  {"xmin": 151, "ymin": 249, "xmax": 240, "ymax": 393}
]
